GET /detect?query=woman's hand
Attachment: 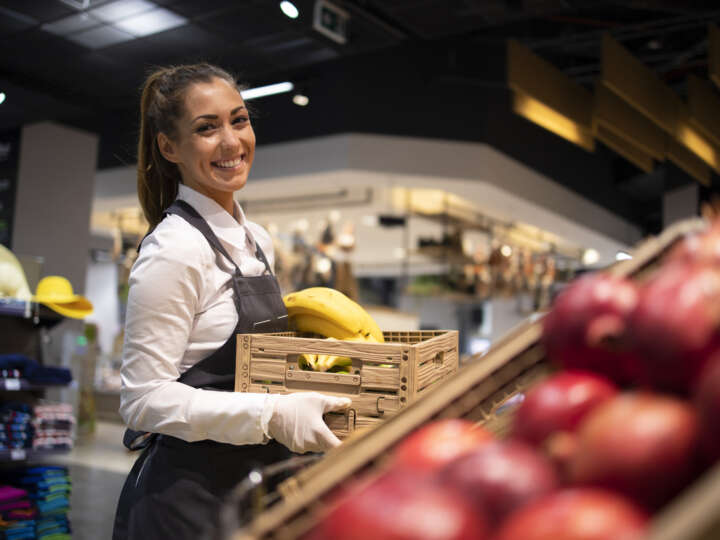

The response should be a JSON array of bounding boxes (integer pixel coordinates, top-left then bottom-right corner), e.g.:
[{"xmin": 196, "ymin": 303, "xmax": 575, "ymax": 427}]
[{"xmin": 264, "ymin": 392, "xmax": 351, "ymax": 453}]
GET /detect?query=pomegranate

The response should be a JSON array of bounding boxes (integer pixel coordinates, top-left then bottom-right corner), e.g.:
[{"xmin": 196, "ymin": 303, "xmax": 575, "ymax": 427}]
[
  {"xmin": 494, "ymin": 488, "xmax": 648, "ymax": 540},
  {"xmin": 629, "ymin": 261, "xmax": 720, "ymax": 393},
  {"xmin": 512, "ymin": 370, "xmax": 618, "ymax": 447},
  {"xmin": 390, "ymin": 418, "xmax": 493, "ymax": 474},
  {"xmin": 440, "ymin": 440, "xmax": 558, "ymax": 528},
  {"xmin": 307, "ymin": 471, "xmax": 489, "ymax": 540},
  {"xmin": 694, "ymin": 352, "xmax": 720, "ymax": 463},
  {"xmin": 542, "ymin": 273, "xmax": 642, "ymax": 385},
  {"xmin": 568, "ymin": 392, "xmax": 699, "ymax": 509}
]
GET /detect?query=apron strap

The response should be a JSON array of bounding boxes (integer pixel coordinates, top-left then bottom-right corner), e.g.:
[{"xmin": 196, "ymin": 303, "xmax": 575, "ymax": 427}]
[{"xmin": 166, "ymin": 200, "xmax": 245, "ymax": 277}]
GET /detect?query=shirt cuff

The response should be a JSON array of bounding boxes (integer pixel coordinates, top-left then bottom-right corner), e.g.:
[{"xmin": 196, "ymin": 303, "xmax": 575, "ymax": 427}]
[{"xmin": 260, "ymin": 394, "xmax": 279, "ymax": 441}]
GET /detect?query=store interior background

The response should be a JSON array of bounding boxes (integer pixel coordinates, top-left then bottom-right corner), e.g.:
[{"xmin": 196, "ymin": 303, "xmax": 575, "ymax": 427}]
[{"xmin": 2, "ymin": 0, "xmax": 720, "ymax": 538}]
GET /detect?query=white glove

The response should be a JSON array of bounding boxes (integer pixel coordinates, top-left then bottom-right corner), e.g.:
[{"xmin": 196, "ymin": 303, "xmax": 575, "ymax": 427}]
[{"xmin": 262, "ymin": 392, "xmax": 351, "ymax": 453}]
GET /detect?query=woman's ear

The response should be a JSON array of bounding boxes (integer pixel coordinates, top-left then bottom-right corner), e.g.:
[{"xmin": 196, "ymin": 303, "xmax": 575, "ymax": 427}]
[{"xmin": 157, "ymin": 132, "xmax": 180, "ymax": 164}]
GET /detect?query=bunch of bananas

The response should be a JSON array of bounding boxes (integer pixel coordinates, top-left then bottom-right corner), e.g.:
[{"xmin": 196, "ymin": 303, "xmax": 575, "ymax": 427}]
[{"xmin": 283, "ymin": 287, "xmax": 384, "ymax": 374}]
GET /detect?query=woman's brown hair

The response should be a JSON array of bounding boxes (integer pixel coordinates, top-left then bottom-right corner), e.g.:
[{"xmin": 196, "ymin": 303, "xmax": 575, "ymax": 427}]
[{"xmin": 137, "ymin": 63, "xmax": 239, "ymax": 231}]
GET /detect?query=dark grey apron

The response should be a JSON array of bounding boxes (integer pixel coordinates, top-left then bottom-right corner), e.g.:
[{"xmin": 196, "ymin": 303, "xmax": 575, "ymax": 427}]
[{"xmin": 113, "ymin": 200, "xmax": 291, "ymax": 540}]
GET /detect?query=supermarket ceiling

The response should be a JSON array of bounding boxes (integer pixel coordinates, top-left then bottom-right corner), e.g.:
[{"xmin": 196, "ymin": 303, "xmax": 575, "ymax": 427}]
[{"xmin": 1, "ymin": 0, "xmax": 720, "ymax": 234}]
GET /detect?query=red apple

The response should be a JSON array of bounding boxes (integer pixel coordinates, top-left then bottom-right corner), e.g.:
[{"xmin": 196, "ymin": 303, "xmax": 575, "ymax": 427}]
[
  {"xmin": 390, "ymin": 418, "xmax": 494, "ymax": 474},
  {"xmin": 440, "ymin": 440, "xmax": 558, "ymax": 527},
  {"xmin": 307, "ymin": 471, "xmax": 489, "ymax": 540},
  {"xmin": 512, "ymin": 370, "xmax": 618, "ymax": 446},
  {"xmin": 494, "ymin": 488, "xmax": 648, "ymax": 540}
]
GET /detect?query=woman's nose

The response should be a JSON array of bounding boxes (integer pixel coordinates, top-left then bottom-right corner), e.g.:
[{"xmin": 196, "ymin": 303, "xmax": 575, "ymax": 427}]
[{"xmin": 219, "ymin": 124, "xmax": 239, "ymax": 150}]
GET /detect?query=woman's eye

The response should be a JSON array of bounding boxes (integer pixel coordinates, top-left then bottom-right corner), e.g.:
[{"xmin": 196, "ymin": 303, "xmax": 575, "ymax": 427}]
[
  {"xmin": 196, "ymin": 124, "xmax": 214, "ymax": 133},
  {"xmin": 233, "ymin": 116, "xmax": 249, "ymax": 126}
]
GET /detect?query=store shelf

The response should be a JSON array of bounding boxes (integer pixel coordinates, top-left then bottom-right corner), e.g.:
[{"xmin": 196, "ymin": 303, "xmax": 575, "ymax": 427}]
[
  {"xmin": 0, "ymin": 300, "xmax": 64, "ymax": 328},
  {"xmin": 0, "ymin": 379, "xmax": 71, "ymax": 392},
  {"xmin": 0, "ymin": 447, "xmax": 71, "ymax": 463}
]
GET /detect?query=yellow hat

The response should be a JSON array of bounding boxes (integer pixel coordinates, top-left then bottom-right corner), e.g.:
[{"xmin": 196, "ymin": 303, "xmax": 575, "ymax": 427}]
[{"xmin": 32, "ymin": 276, "xmax": 93, "ymax": 319}]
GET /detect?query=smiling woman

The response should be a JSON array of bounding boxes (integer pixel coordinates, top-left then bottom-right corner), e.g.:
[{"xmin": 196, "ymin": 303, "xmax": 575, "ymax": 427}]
[
  {"xmin": 112, "ymin": 64, "xmax": 350, "ymax": 540},
  {"xmin": 156, "ymin": 78, "xmax": 256, "ymax": 214}
]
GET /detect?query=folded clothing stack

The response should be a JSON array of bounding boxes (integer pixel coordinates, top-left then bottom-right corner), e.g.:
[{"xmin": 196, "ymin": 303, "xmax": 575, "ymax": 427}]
[
  {"xmin": 0, "ymin": 404, "xmax": 34, "ymax": 451},
  {"xmin": 0, "ymin": 485, "xmax": 34, "ymax": 539},
  {"xmin": 0, "ymin": 466, "xmax": 72, "ymax": 539},
  {"xmin": 32, "ymin": 405, "xmax": 74, "ymax": 452},
  {"xmin": 0, "ymin": 356, "xmax": 72, "ymax": 387}
]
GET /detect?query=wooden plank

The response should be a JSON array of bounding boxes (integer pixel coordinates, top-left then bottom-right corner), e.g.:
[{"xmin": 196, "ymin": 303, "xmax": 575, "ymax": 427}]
[
  {"xmin": 360, "ymin": 365, "xmax": 399, "ymax": 391},
  {"xmin": 249, "ymin": 359, "xmax": 286, "ymax": 383},
  {"xmin": 285, "ymin": 368, "xmax": 360, "ymax": 387},
  {"xmin": 250, "ymin": 334, "xmax": 405, "ymax": 356},
  {"xmin": 251, "ymin": 344, "xmax": 402, "ymax": 364},
  {"xmin": 235, "ymin": 335, "xmax": 251, "ymax": 392}
]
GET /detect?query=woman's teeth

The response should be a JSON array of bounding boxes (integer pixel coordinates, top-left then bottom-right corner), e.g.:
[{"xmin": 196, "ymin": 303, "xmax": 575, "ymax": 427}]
[{"xmin": 214, "ymin": 157, "xmax": 243, "ymax": 168}]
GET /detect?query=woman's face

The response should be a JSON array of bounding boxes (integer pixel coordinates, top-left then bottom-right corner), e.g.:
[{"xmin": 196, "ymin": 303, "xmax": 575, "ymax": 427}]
[{"xmin": 158, "ymin": 77, "xmax": 255, "ymax": 212}]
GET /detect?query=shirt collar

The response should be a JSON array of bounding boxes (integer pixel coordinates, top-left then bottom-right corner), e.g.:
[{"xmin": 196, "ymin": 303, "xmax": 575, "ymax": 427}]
[{"xmin": 177, "ymin": 183, "xmax": 246, "ymax": 233}]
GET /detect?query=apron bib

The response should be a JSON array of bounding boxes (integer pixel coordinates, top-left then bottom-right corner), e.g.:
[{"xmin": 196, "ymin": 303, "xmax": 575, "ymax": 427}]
[{"xmin": 113, "ymin": 200, "xmax": 290, "ymax": 540}]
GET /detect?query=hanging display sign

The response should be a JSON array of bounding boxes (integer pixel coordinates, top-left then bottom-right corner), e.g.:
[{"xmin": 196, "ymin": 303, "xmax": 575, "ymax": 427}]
[{"xmin": 0, "ymin": 128, "xmax": 19, "ymax": 249}]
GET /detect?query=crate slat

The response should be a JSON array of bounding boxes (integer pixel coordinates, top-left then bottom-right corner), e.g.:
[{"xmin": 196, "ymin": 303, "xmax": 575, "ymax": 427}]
[{"xmin": 360, "ymin": 365, "xmax": 400, "ymax": 391}]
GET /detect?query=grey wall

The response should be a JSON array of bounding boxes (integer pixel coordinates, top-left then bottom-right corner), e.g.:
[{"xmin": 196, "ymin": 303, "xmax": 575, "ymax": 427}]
[
  {"xmin": 663, "ymin": 183, "xmax": 699, "ymax": 229},
  {"xmin": 13, "ymin": 122, "xmax": 98, "ymax": 293}
]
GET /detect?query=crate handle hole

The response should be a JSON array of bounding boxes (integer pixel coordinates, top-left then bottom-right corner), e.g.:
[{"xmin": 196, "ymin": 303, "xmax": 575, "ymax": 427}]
[{"xmin": 434, "ymin": 352, "xmax": 445, "ymax": 364}]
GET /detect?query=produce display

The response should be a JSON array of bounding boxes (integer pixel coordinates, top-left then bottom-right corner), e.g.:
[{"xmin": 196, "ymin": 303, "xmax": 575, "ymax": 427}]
[
  {"xmin": 283, "ymin": 287, "xmax": 384, "ymax": 374},
  {"xmin": 303, "ymin": 219, "xmax": 720, "ymax": 540}
]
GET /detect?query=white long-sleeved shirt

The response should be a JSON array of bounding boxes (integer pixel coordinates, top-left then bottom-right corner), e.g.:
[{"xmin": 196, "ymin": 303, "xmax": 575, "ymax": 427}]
[{"xmin": 119, "ymin": 184, "xmax": 274, "ymax": 444}]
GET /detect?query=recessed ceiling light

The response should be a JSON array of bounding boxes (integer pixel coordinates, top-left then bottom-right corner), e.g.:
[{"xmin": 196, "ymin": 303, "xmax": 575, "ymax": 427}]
[
  {"xmin": 65, "ymin": 25, "xmax": 134, "ymax": 49},
  {"xmin": 42, "ymin": 12, "xmax": 100, "ymax": 36},
  {"xmin": 280, "ymin": 1, "xmax": 299, "ymax": 19},
  {"xmin": 583, "ymin": 248, "xmax": 600, "ymax": 266},
  {"xmin": 292, "ymin": 93, "xmax": 309, "ymax": 106},
  {"xmin": 113, "ymin": 8, "xmax": 187, "ymax": 37},
  {"xmin": 86, "ymin": 0, "xmax": 156, "ymax": 24},
  {"xmin": 241, "ymin": 82, "xmax": 294, "ymax": 101},
  {"xmin": 0, "ymin": 93, "xmax": 6, "ymax": 106}
]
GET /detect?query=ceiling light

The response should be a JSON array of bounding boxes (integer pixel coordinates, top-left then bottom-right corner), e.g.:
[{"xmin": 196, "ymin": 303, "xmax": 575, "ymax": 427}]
[
  {"xmin": 292, "ymin": 93, "xmax": 309, "ymax": 106},
  {"xmin": 0, "ymin": 93, "xmax": 5, "ymax": 105},
  {"xmin": 241, "ymin": 82, "xmax": 294, "ymax": 101},
  {"xmin": 500, "ymin": 245, "xmax": 512, "ymax": 257},
  {"xmin": 87, "ymin": 0, "xmax": 156, "ymax": 24},
  {"xmin": 113, "ymin": 7, "xmax": 187, "ymax": 37},
  {"xmin": 66, "ymin": 25, "xmax": 134, "ymax": 49},
  {"xmin": 280, "ymin": 1, "xmax": 299, "ymax": 19},
  {"xmin": 615, "ymin": 250, "xmax": 632, "ymax": 261},
  {"xmin": 42, "ymin": 12, "xmax": 100, "ymax": 36},
  {"xmin": 583, "ymin": 248, "xmax": 600, "ymax": 266}
]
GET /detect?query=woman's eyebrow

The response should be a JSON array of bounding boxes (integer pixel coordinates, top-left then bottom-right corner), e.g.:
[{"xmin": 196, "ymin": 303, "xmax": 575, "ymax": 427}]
[{"xmin": 192, "ymin": 106, "xmax": 246, "ymax": 122}]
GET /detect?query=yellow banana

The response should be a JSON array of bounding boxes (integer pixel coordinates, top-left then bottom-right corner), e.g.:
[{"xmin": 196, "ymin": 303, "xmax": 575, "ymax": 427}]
[
  {"xmin": 299, "ymin": 353, "xmax": 318, "ymax": 370},
  {"xmin": 292, "ymin": 313, "xmax": 364, "ymax": 340},
  {"xmin": 284, "ymin": 287, "xmax": 384, "ymax": 342}
]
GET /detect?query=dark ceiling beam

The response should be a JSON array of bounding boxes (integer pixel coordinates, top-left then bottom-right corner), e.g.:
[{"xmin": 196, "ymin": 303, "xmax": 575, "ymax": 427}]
[
  {"xmin": 337, "ymin": 0, "xmax": 410, "ymax": 40},
  {"xmin": 526, "ymin": 9, "xmax": 720, "ymax": 50}
]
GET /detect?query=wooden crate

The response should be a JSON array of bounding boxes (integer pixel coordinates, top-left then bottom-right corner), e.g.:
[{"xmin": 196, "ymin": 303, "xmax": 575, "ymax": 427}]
[
  {"xmin": 233, "ymin": 218, "xmax": 718, "ymax": 540},
  {"xmin": 235, "ymin": 330, "xmax": 459, "ymax": 438}
]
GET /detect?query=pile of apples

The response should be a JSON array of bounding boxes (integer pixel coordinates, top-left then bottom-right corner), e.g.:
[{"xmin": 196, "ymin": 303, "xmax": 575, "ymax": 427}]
[{"xmin": 305, "ymin": 220, "xmax": 720, "ymax": 540}]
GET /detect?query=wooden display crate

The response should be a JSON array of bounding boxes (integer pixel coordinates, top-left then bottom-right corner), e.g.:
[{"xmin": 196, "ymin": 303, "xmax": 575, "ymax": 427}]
[
  {"xmin": 233, "ymin": 218, "xmax": 717, "ymax": 540},
  {"xmin": 235, "ymin": 330, "xmax": 459, "ymax": 439}
]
